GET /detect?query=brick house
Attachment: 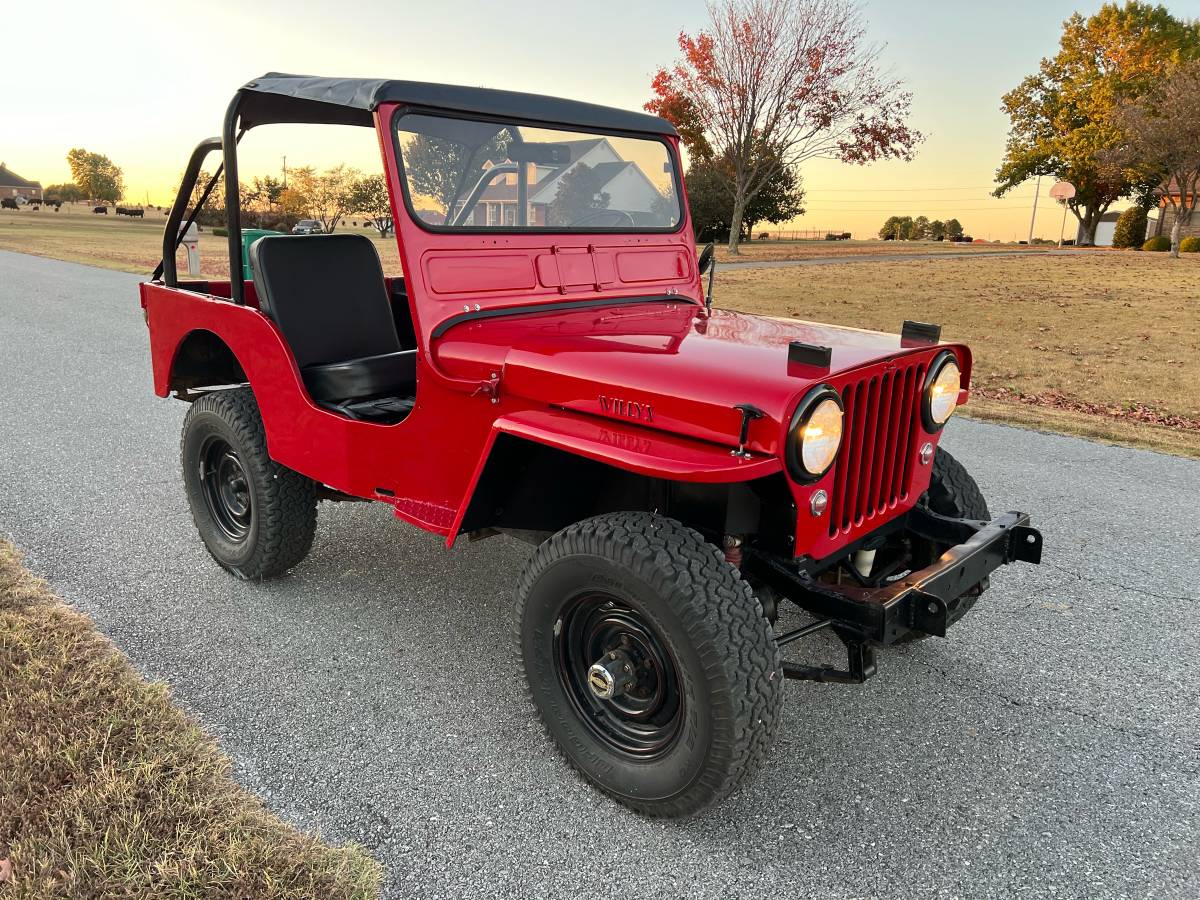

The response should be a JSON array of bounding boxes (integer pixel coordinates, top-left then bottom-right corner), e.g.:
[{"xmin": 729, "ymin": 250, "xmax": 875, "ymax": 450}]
[
  {"xmin": 0, "ymin": 163, "xmax": 43, "ymax": 202},
  {"xmin": 1149, "ymin": 177, "xmax": 1198, "ymax": 240}
]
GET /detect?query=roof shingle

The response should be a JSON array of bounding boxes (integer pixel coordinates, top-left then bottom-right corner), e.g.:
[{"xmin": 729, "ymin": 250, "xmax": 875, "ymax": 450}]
[{"xmin": 0, "ymin": 164, "xmax": 41, "ymax": 189}]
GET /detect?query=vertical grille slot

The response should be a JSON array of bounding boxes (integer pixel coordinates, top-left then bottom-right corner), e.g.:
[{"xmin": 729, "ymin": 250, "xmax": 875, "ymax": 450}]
[{"xmin": 828, "ymin": 360, "xmax": 925, "ymax": 539}]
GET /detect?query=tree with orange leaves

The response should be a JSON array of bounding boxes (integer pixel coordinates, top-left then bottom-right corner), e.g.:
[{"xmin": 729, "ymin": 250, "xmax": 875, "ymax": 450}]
[{"xmin": 646, "ymin": 0, "xmax": 920, "ymax": 254}]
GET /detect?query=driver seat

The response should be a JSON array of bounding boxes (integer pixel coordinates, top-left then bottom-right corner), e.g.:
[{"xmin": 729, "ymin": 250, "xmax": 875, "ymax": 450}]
[{"xmin": 249, "ymin": 233, "xmax": 416, "ymax": 421}]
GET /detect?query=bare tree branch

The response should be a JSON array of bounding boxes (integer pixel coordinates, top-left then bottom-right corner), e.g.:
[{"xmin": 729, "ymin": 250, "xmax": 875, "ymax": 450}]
[{"xmin": 647, "ymin": 0, "xmax": 920, "ymax": 253}]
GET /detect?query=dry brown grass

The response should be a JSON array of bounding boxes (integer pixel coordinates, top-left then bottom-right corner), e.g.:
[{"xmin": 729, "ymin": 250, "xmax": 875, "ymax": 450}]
[
  {"xmin": 962, "ymin": 396, "xmax": 1200, "ymax": 457},
  {"xmin": 0, "ymin": 539, "xmax": 382, "ymax": 899},
  {"xmin": 0, "ymin": 206, "xmax": 403, "ymax": 278},
  {"xmin": 719, "ymin": 252, "xmax": 1200, "ymax": 457},
  {"xmin": 712, "ymin": 239, "xmax": 1039, "ymax": 263}
]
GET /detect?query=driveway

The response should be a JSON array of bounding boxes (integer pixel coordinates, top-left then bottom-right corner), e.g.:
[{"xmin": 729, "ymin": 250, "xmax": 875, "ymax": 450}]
[{"xmin": 0, "ymin": 249, "xmax": 1195, "ymax": 899}]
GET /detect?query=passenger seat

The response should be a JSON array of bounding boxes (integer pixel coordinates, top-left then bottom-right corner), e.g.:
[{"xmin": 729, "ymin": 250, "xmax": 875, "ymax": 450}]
[{"xmin": 249, "ymin": 233, "xmax": 416, "ymax": 421}]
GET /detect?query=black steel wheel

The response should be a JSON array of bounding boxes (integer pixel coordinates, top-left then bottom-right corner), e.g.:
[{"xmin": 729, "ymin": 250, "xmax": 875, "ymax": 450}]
[
  {"xmin": 555, "ymin": 591, "xmax": 683, "ymax": 758},
  {"xmin": 517, "ymin": 512, "xmax": 782, "ymax": 818},
  {"xmin": 198, "ymin": 436, "xmax": 253, "ymax": 542},
  {"xmin": 181, "ymin": 388, "xmax": 317, "ymax": 579}
]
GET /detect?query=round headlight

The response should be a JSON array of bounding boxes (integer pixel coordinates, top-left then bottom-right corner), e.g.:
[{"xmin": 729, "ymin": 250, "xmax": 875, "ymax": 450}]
[
  {"xmin": 801, "ymin": 398, "xmax": 843, "ymax": 474},
  {"xmin": 926, "ymin": 355, "xmax": 961, "ymax": 429},
  {"xmin": 787, "ymin": 387, "xmax": 843, "ymax": 481}
]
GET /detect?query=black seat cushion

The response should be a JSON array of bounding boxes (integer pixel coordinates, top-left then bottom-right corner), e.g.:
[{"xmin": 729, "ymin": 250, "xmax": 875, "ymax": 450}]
[
  {"xmin": 250, "ymin": 233, "xmax": 402, "ymax": 370},
  {"xmin": 301, "ymin": 350, "xmax": 417, "ymax": 404},
  {"xmin": 249, "ymin": 233, "xmax": 417, "ymax": 412}
]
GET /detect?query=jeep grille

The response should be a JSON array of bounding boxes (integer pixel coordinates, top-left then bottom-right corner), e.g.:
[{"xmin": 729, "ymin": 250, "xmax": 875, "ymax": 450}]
[{"xmin": 829, "ymin": 359, "xmax": 927, "ymax": 538}]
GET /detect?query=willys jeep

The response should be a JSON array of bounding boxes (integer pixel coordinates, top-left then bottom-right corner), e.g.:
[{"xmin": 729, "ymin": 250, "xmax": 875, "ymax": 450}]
[{"xmin": 141, "ymin": 74, "xmax": 1043, "ymax": 817}]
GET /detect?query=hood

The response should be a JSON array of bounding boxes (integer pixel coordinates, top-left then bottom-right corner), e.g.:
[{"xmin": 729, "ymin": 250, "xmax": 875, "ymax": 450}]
[{"xmin": 434, "ymin": 301, "xmax": 963, "ymax": 454}]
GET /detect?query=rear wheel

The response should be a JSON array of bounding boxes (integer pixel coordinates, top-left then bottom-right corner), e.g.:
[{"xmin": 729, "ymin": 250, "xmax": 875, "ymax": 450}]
[
  {"xmin": 516, "ymin": 512, "xmax": 782, "ymax": 817},
  {"xmin": 181, "ymin": 388, "xmax": 317, "ymax": 579}
]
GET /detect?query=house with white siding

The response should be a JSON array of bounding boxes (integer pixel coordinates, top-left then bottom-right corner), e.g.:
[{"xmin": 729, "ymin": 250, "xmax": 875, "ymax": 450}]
[{"xmin": 454, "ymin": 139, "xmax": 666, "ymax": 227}]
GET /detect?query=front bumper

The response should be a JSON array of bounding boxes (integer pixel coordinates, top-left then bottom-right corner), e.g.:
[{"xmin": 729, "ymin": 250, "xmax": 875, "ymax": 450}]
[{"xmin": 746, "ymin": 507, "xmax": 1042, "ymax": 679}]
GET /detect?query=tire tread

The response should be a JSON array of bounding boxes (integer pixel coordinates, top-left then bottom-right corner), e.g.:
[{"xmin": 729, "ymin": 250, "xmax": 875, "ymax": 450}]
[{"xmin": 515, "ymin": 512, "xmax": 782, "ymax": 817}]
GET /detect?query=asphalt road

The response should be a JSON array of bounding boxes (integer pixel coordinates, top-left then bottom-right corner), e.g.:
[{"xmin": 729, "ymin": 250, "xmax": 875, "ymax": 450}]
[{"xmin": 1, "ymin": 248, "xmax": 1196, "ymax": 899}]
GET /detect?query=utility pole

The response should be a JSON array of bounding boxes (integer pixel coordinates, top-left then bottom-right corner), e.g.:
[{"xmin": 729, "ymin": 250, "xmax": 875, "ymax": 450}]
[
  {"xmin": 1027, "ymin": 175, "xmax": 1041, "ymax": 244},
  {"xmin": 282, "ymin": 155, "xmax": 287, "ymax": 189}
]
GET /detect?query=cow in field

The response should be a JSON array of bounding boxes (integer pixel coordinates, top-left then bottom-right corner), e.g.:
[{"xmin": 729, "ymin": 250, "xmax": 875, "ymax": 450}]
[
  {"xmin": 1, "ymin": 198, "xmax": 18, "ymax": 210},
  {"xmin": 116, "ymin": 206, "xmax": 145, "ymax": 218},
  {"xmin": 94, "ymin": 206, "xmax": 108, "ymax": 214}
]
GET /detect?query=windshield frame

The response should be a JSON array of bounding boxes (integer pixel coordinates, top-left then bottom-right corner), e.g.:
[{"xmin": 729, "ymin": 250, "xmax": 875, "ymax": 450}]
[{"xmin": 389, "ymin": 106, "xmax": 687, "ymax": 236}]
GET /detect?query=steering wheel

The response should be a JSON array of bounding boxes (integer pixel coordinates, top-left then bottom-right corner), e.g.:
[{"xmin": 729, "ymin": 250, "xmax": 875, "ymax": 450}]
[{"xmin": 568, "ymin": 209, "xmax": 637, "ymax": 228}]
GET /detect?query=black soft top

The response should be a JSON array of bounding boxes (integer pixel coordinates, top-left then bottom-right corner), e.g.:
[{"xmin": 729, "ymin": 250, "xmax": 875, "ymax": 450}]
[{"xmin": 236, "ymin": 73, "xmax": 678, "ymax": 136}]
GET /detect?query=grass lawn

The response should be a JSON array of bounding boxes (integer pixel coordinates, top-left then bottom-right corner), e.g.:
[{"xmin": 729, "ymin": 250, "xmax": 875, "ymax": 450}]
[
  {"xmin": 712, "ymin": 238, "xmax": 1040, "ymax": 263},
  {"xmin": 719, "ymin": 252, "xmax": 1200, "ymax": 457},
  {"xmin": 2, "ymin": 206, "xmax": 1197, "ymax": 456},
  {"xmin": 0, "ymin": 206, "xmax": 400, "ymax": 279},
  {"xmin": 0, "ymin": 539, "xmax": 382, "ymax": 899}
]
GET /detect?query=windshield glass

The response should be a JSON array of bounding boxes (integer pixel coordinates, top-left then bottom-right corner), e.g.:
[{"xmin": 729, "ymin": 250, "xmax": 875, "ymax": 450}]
[{"xmin": 394, "ymin": 113, "xmax": 681, "ymax": 231}]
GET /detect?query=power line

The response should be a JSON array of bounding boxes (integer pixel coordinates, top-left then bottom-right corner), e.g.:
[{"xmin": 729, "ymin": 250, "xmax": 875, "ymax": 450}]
[
  {"xmin": 804, "ymin": 205, "xmax": 1063, "ymax": 212},
  {"xmin": 802, "ymin": 195, "xmax": 1036, "ymax": 203},
  {"xmin": 802, "ymin": 185, "xmax": 1004, "ymax": 192}
]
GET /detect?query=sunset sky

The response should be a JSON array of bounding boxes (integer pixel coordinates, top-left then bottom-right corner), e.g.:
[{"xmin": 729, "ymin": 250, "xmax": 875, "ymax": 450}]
[{"xmin": 2, "ymin": 0, "xmax": 1178, "ymax": 240}]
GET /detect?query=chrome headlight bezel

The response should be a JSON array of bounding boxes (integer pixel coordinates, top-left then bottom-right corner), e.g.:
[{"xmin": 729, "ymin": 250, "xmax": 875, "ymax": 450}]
[
  {"xmin": 786, "ymin": 384, "xmax": 844, "ymax": 483},
  {"xmin": 922, "ymin": 350, "xmax": 961, "ymax": 432}
]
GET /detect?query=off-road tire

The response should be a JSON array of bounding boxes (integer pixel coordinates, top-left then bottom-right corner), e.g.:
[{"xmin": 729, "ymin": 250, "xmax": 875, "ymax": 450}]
[
  {"xmin": 901, "ymin": 447, "xmax": 991, "ymax": 642},
  {"xmin": 924, "ymin": 447, "xmax": 990, "ymax": 524},
  {"xmin": 516, "ymin": 512, "xmax": 783, "ymax": 817},
  {"xmin": 181, "ymin": 388, "xmax": 317, "ymax": 579}
]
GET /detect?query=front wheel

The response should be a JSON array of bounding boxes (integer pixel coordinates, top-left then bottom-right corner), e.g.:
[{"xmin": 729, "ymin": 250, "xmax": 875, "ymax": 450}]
[
  {"xmin": 516, "ymin": 512, "xmax": 782, "ymax": 817},
  {"xmin": 181, "ymin": 388, "xmax": 318, "ymax": 579}
]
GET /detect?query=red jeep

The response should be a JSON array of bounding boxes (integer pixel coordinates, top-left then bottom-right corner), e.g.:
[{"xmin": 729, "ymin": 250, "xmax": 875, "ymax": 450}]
[{"xmin": 141, "ymin": 74, "xmax": 1042, "ymax": 817}]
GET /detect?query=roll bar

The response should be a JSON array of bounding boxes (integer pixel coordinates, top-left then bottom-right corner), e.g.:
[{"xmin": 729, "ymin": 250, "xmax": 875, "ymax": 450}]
[
  {"xmin": 451, "ymin": 163, "xmax": 519, "ymax": 227},
  {"xmin": 157, "ymin": 136, "xmax": 222, "ymax": 285},
  {"xmin": 223, "ymin": 93, "xmax": 245, "ymax": 304}
]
